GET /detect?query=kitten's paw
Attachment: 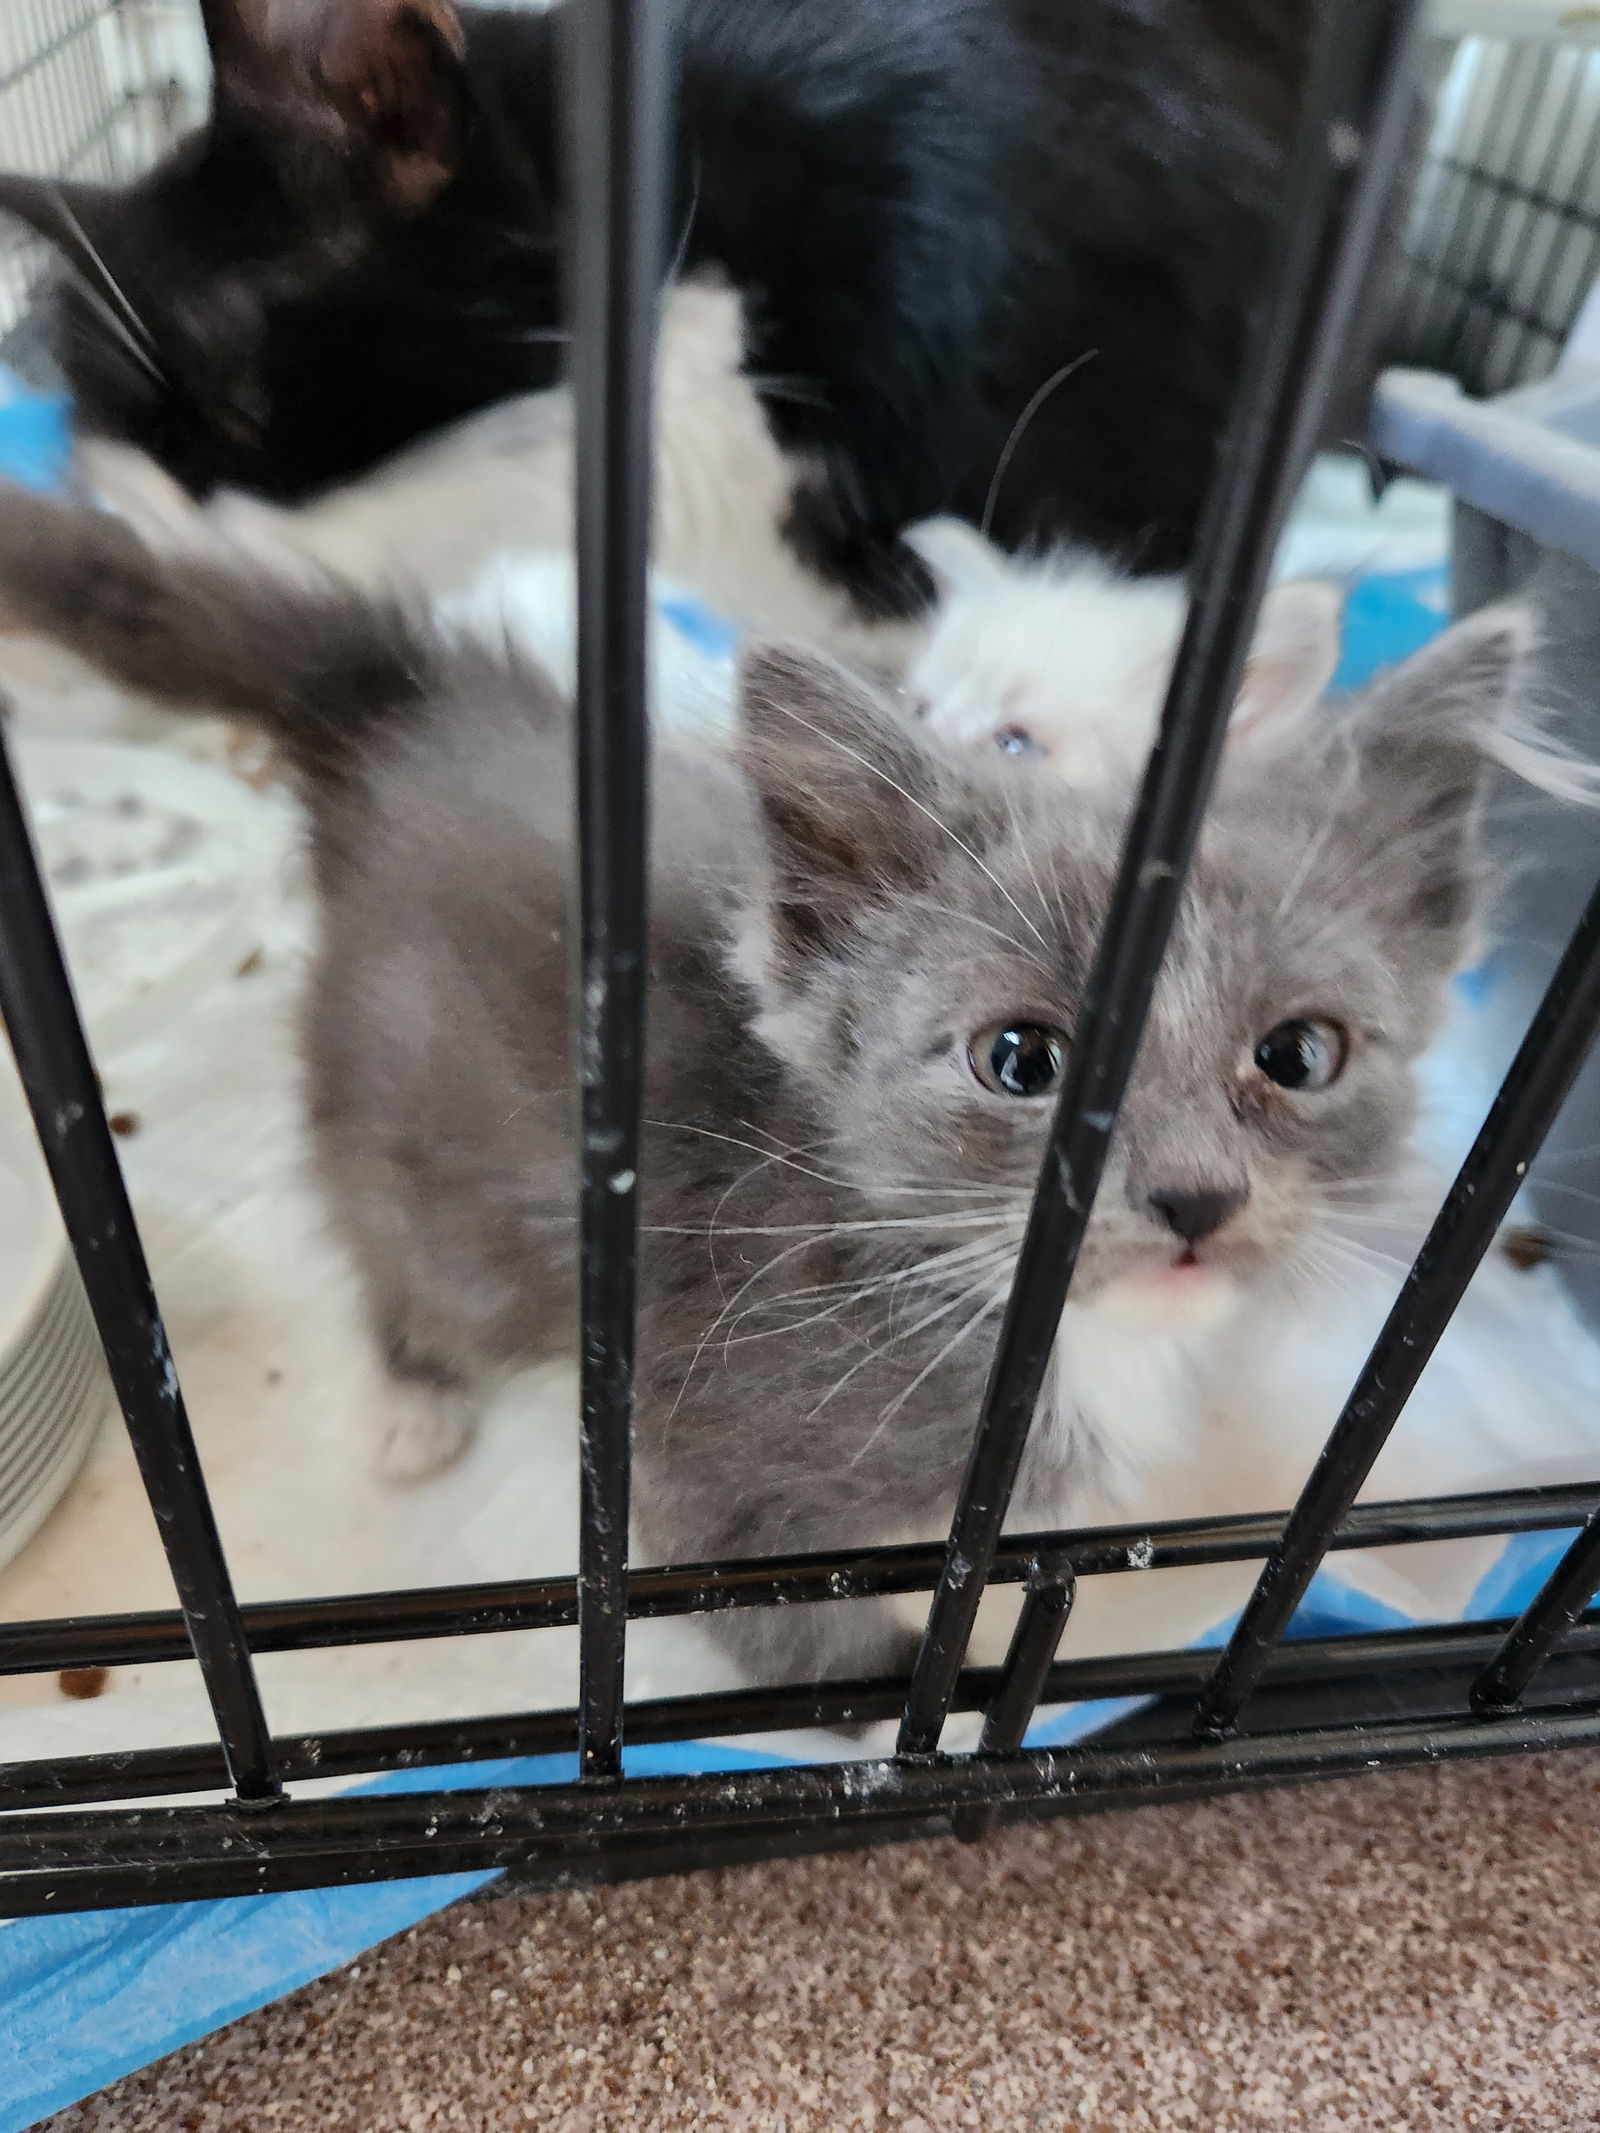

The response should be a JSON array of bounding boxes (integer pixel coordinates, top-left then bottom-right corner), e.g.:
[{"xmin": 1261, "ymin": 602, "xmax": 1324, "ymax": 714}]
[{"xmin": 369, "ymin": 1377, "xmax": 475, "ymax": 1483}]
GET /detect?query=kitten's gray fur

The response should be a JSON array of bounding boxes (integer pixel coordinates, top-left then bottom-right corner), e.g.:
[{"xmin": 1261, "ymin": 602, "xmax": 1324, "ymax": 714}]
[{"xmin": 0, "ymin": 489, "xmax": 1530, "ymax": 1682}]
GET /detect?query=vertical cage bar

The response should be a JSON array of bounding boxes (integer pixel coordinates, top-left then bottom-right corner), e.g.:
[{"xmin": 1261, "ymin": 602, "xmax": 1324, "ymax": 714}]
[
  {"xmin": 566, "ymin": 0, "xmax": 671, "ymax": 1781},
  {"xmin": 1472, "ymin": 1508, "xmax": 1600, "ymax": 1715},
  {"xmin": 954, "ymin": 1551, "xmax": 1075, "ymax": 1845},
  {"xmin": 1195, "ymin": 876, "xmax": 1600, "ymax": 1742},
  {"xmin": 0, "ymin": 727, "xmax": 280, "ymax": 1802},
  {"xmin": 977, "ymin": 1552, "xmax": 1076, "ymax": 1759},
  {"xmin": 895, "ymin": 0, "xmax": 1427, "ymax": 1760}
]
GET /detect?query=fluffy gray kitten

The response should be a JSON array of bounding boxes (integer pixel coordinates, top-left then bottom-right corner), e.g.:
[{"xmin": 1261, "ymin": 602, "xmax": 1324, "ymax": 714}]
[{"xmin": 0, "ymin": 488, "xmax": 1532, "ymax": 1682}]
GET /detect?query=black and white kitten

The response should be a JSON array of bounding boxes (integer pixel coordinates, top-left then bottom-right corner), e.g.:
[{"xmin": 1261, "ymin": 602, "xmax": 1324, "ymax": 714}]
[
  {"xmin": 73, "ymin": 277, "xmax": 916, "ymax": 670},
  {"xmin": 0, "ymin": 0, "xmax": 1368, "ymax": 619},
  {"xmin": 3, "ymin": 483, "xmax": 1598, "ymax": 1682}
]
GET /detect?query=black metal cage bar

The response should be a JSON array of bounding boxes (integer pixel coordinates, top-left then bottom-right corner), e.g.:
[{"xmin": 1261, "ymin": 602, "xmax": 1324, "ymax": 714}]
[
  {"xmin": 5, "ymin": 0, "xmax": 1600, "ymax": 1924},
  {"xmin": 14, "ymin": 1694, "xmax": 1600, "ymax": 1920},
  {"xmin": 4, "ymin": 1481, "xmax": 1595, "ymax": 1677},
  {"xmin": 0, "ymin": 729, "xmax": 281, "ymax": 1805},
  {"xmin": 566, "ymin": 0, "xmax": 672, "ymax": 1782},
  {"xmin": 11, "ymin": 1596, "xmax": 1600, "ymax": 1822},
  {"xmin": 1473, "ymin": 1503, "xmax": 1600, "ymax": 1714}
]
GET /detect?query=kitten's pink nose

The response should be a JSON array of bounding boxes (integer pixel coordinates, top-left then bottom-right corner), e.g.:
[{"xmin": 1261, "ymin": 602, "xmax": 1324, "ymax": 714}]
[{"xmin": 1147, "ymin": 1185, "xmax": 1248, "ymax": 1244}]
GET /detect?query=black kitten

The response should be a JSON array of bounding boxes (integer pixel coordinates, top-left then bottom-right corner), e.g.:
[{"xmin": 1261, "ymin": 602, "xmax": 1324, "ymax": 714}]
[{"xmin": 0, "ymin": 0, "xmax": 1359, "ymax": 616}]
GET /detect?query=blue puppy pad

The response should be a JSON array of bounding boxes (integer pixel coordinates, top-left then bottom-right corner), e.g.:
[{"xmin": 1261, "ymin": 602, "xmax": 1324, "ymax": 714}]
[
  {"xmin": 1465, "ymin": 1526, "xmax": 1586, "ymax": 1620},
  {"xmin": 10, "ymin": 1561, "xmax": 1445, "ymax": 2133},
  {"xmin": 0, "ymin": 369, "xmax": 71, "ymax": 496},
  {"xmin": 657, "ymin": 592, "xmax": 739, "ymax": 660},
  {"xmin": 1331, "ymin": 561, "xmax": 1450, "ymax": 692},
  {"xmin": 0, "ymin": 1737, "xmax": 790, "ymax": 2133}
]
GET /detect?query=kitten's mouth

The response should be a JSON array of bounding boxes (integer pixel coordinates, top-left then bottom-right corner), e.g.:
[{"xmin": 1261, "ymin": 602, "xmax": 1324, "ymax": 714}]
[
  {"xmin": 1084, "ymin": 1248, "xmax": 1242, "ymax": 1336},
  {"xmin": 1148, "ymin": 1246, "xmax": 1213, "ymax": 1286}
]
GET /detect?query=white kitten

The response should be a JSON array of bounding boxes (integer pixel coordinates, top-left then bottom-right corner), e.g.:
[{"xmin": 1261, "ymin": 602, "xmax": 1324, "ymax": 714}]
[{"xmin": 905, "ymin": 514, "xmax": 1343, "ymax": 784}]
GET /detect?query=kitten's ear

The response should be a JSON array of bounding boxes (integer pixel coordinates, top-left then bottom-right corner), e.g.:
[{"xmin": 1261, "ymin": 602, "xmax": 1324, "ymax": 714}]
[
  {"xmin": 904, "ymin": 517, "xmax": 1010, "ymax": 598},
  {"xmin": 1361, "ymin": 604, "xmax": 1533, "ymax": 766},
  {"xmin": 1230, "ymin": 579, "xmax": 1345, "ymax": 744},
  {"xmin": 204, "ymin": 0, "xmax": 467, "ymax": 216},
  {"xmin": 738, "ymin": 644, "xmax": 951, "ymax": 959},
  {"xmin": 1346, "ymin": 606, "xmax": 1534, "ymax": 942},
  {"xmin": 321, "ymin": 0, "xmax": 467, "ymax": 212}
]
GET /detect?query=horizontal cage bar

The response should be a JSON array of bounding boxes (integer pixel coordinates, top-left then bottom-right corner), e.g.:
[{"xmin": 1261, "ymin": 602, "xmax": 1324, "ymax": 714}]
[
  {"xmin": 10, "ymin": 1691, "xmax": 1600, "ymax": 1917},
  {"xmin": 1, "ymin": 1483, "xmax": 1593, "ymax": 1680},
  {"xmin": 16, "ymin": 1605, "xmax": 1595, "ymax": 1816}
]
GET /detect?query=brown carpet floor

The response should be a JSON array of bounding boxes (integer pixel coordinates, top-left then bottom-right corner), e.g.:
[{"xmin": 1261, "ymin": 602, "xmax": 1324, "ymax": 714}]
[{"xmin": 45, "ymin": 1749, "xmax": 1600, "ymax": 2133}]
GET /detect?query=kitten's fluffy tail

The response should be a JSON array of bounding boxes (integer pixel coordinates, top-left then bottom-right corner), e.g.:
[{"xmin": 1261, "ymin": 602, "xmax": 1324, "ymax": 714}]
[{"xmin": 0, "ymin": 483, "xmax": 433, "ymax": 780}]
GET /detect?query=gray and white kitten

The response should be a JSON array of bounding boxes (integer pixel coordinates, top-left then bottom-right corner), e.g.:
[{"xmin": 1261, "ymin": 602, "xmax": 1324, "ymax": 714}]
[{"xmin": 0, "ymin": 486, "xmax": 1565, "ymax": 1681}]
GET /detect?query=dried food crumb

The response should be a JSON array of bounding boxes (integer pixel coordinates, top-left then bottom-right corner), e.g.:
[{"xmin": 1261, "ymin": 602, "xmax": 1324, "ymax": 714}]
[
  {"xmin": 236, "ymin": 948, "xmax": 264, "ymax": 979},
  {"xmin": 1501, "ymin": 1224, "xmax": 1555, "ymax": 1273},
  {"xmin": 108, "ymin": 1111, "xmax": 141, "ymax": 1138},
  {"xmin": 58, "ymin": 1667, "xmax": 110, "ymax": 1700}
]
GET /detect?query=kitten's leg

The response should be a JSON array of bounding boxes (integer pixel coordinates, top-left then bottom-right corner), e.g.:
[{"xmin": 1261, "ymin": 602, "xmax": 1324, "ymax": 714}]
[
  {"xmin": 316, "ymin": 1120, "xmax": 489, "ymax": 1483},
  {"xmin": 366, "ymin": 1344, "xmax": 476, "ymax": 1484}
]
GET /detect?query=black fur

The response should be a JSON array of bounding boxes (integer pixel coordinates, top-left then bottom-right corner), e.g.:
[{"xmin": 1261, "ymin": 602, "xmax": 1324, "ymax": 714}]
[{"xmin": 0, "ymin": 0, "xmax": 1344, "ymax": 612}]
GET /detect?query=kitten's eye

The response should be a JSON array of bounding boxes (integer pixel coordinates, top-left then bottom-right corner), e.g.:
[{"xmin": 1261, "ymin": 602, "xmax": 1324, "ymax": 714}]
[
  {"xmin": 994, "ymin": 724, "xmax": 1042, "ymax": 757},
  {"xmin": 970, "ymin": 1022, "xmax": 1067, "ymax": 1098},
  {"xmin": 1252, "ymin": 1018, "xmax": 1347, "ymax": 1092}
]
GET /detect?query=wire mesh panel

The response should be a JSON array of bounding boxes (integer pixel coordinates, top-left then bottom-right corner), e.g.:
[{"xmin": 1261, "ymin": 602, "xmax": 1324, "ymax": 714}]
[
  {"xmin": 5, "ymin": 0, "xmax": 1600, "ymax": 1919},
  {"xmin": 1395, "ymin": 32, "xmax": 1600, "ymax": 390},
  {"xmin": 0, "ymin": 0, "xmax": 202, "ymax": 349}
]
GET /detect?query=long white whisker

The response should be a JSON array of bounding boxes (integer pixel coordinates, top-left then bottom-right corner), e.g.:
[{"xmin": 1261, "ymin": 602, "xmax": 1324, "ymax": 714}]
[
  {"xmin": 663, "ymin": 1229, "xmax": 833, "ymax": 1431},
  {"xmin": 723, "ymin": 1237, "xmax": 1018, "ymax": 1348},
  {"xmin": 664, "ymin": 153, "xmax": 703, "ymax": 290},
  {"xmin": 643, "ymin": 1118, "xmax": 1017, "ymax": 1198},
  {"xmin": 848, "ymin": 1290, "xmax": 1007, "ymax": 1460},
  {"xmin": 998, "ymin": 776, "xmax": 1057, "ymax": 936},
  {"xmin": 643, "ymin": 1213, "xmax": 1016, "ymax": 1237},
  {"xmin": 803, "ymin": 1257, "xmax": 1013, "ymax": 1429},
  {"xmin": 981, "ymin": 351, "xmax": 1098, "ymax": 538},
  {"xmin": 54, "ymin": 191, "xmax": 160, "ymax": 361},
  {"xmin": 68, "ymin": 277, "xmax": 163, "ymax": 383},
  {"xmin": 897, "ymin": 892, "xmax": 1052, "ymax": 960},
  {"xmin": 764, "ymin": 700, "xmax": 1053, "ymax": 953}
]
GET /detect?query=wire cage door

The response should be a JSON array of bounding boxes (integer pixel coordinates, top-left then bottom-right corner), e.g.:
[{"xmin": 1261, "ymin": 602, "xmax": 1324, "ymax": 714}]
[
  {"xmin": 5, "ymin": 0, "xmax": 1600, "ymax": 1917},
  {"xmin": 1396, "ymin": 28, "xmax": 1600, "ymax": 392},
  {"xmin": 0, "ymin": 1, "xmax": 202, "ymax": 358}
]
